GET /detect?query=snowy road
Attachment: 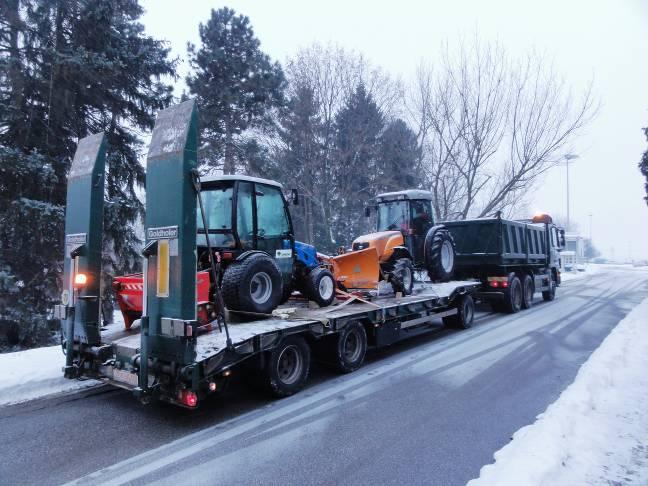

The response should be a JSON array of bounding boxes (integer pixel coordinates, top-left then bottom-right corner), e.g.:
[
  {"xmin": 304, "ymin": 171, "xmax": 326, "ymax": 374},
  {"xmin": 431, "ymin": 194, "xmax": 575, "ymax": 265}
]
[{"xmin": 1, "ymin": 266, "xmax": 647, "ymax": 485}]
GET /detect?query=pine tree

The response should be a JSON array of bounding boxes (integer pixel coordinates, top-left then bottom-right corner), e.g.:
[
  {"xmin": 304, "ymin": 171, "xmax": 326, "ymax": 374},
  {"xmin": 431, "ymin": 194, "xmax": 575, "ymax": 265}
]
[
  {"xmin": 640, "ymin": 127, "xmax": 648, "ymax": 206},
  {"xmin": 333, "ymin": 84, "xmax": 384, "ymax": 245},
  {"xmin": 186, "ymin": 7, "xmax": 285, "ymax": 174},
  {"xmin": 376, "ymin": 119, "xmax": 421, "ymax": 193},
  {"xmin": 0, "ymin": 0, "xmax": 175, "ymax": 347}
]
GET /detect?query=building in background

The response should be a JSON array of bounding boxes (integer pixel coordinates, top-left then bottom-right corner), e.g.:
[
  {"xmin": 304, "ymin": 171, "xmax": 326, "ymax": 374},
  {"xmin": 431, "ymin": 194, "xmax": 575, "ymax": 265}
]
[{"xmin": 562, "ymin": 233, "xmax": 586, "ymax": 271}]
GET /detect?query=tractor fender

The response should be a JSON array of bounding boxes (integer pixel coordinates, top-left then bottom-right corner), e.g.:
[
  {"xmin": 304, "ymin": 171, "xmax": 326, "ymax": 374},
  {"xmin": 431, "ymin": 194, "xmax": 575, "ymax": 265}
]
[
  {"xmin": 389, "ymin": 246, "xmax": 413, "ymax": 262},
  {"xmin": 235, "ymin": 250, "xmax": 269, "ymax": 262}
]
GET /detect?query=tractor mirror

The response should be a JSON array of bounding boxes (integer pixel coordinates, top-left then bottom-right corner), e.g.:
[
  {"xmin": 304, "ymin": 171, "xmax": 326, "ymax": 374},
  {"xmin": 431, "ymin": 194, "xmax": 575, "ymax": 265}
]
[
  {"xmin": 291, "ymin": 189, "xmax": 299, "ymax": 205},
  {"xmin": 364, "ymin": 206, "xmax": 371, "ymax": 218}
]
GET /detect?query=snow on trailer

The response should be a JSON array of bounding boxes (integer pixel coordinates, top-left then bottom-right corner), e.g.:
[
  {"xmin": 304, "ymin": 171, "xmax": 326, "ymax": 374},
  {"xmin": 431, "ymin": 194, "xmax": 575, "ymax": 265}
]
[{"xmin": 95, "ymin": 280, "xmax": 479, "ymax": 406}]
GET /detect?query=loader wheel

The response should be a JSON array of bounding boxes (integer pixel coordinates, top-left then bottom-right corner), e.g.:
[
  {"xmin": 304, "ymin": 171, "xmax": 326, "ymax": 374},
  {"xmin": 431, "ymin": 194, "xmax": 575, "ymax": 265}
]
[
  {"xmin": 425, "ymin": 228, "xmax": 456, "ymax": 282},
  {"xmin": 264, "ymin": 336, "xmax": 311, "ymax": 397},
  {"xmin": 443, "ymin": 294, "xmax": 475, "ymax": 329},
  {"xmin": 303, "ymin": 267, "xmax": 336, "ymax": 307},
  {"xmin": 332, "ymin": 321, "xmax": 367, "ymax": 373},
  {"xmin": 390, "ymin": 258, "xmax": 414, "ymax": 295},
  {"xmin": 521, "ymin": 274, "xmax": 534, "ymax": 309},
  {"xmin": 503, "ymin": 276, "xmax": 522, "ymax": 313},
  {"xmin": 221, "ymin": 253, "xmax": 282, "ymax": 314}
]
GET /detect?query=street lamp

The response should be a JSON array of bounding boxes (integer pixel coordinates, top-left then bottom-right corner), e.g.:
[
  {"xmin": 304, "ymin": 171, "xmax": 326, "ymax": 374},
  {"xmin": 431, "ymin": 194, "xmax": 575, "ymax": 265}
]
[{"xmin": 563, "ymin": 154, "xmax": 579, "ymax": 230}]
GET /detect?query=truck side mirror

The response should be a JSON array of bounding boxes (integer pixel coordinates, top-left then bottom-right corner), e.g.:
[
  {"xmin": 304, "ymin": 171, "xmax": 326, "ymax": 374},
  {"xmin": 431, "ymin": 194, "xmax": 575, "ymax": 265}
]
[
  {"xmin": 560, "ymin": 229, "xmax": 566, "ymax": 248},
  {"xmin": 364, "ymin": 206, "xmax": 371, "ymax": 218},
  {"xmin": 291, "ymin": 189, "xmax": 299, "ymax": 206}
]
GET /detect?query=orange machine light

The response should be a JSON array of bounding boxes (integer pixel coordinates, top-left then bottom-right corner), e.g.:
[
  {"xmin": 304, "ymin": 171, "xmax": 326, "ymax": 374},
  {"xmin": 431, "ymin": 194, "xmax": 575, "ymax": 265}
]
[{"xmin": 74, "ymin": 273, "xmax": 88, "ymax": 287}]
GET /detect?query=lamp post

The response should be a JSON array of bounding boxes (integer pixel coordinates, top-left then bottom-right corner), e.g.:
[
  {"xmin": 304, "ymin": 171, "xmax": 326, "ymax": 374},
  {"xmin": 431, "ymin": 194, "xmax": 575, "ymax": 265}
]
[{"xmin": 563, "ymin": 154, "xmax": 579, "ymax": 230}]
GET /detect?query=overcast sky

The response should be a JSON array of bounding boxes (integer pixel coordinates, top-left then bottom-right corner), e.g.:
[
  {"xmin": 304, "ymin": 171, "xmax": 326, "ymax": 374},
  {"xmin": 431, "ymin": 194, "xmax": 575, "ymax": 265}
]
[{"xmin": 141, "ymin": 0, "xmax": 648, "ymax": 260}]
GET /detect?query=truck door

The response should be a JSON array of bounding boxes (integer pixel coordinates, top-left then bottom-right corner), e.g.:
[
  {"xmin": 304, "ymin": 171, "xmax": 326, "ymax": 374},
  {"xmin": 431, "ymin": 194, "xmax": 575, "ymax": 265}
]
[{"xmin": 254, "ymin": 183, "xmax": 294, "ymax": 285}]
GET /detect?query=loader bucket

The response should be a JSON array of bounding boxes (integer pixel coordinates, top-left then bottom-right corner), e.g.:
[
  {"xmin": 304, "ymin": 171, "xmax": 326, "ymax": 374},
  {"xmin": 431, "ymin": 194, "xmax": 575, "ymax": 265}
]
[{"xmin": 330, "ymin": 248, "xmax": 381, "ymax": 290}]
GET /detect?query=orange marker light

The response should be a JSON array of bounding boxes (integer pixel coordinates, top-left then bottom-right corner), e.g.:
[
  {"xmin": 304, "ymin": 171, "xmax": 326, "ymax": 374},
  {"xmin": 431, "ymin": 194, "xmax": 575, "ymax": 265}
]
[{"xmin": 74, "ymin": 273, "xmax": 87, "ymax": 286}]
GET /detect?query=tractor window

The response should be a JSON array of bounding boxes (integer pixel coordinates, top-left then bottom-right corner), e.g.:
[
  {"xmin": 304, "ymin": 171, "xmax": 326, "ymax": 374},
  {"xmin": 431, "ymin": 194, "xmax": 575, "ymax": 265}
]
[
  {"xmin": 377, "ymin": 201, "xmax": 409, "ymax": 231},
  {"xmin": 197, "ymin": 185, "xmax": 235, "ymax": 248},
  {"xmin": 410, "ymin": 200, "xmax": 433, "ymax": 235},
  {"xmin": 236, "ymin": 182, "xmax": 254, "ymax": 249},
  {"xmin": 256, "ymin": 185, "xmax": 289, "ymax": 238}
]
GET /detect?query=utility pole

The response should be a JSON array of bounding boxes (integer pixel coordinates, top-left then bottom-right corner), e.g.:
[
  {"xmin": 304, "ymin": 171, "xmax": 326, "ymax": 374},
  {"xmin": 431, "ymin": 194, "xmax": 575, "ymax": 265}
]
[
  {"xmin": 564, "ymin": 154, "xmax": 579, "ymax": 230},
  {"xmin": 588, "ymin": 213, "xmax": 592, "ymax": 241}
]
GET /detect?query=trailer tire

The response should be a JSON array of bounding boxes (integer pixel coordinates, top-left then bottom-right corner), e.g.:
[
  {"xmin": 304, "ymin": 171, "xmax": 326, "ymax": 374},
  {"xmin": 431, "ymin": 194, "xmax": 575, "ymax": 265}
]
[
  {"xmin": 443, "ymin": 294, "xmax": 475, "ymax": 329},
  {"xmin": 425, "ymin": 228, "xmax": 456, "ymax": 282},
  {"xmin": 264, "ymin": 336, "xmax": 311, "ymax": 398},
  {"xmin": 333, "ymin": 321, "xmax": 367, "ymax": 373},
  {"xmin": 542, "ymin": 276, "xmax": 556, "ymax": 301},
  {"xmin": 503, "ymin": 276, "xmax": 523, "ymax": 313},
  {"xmin": 302, "ymin": 267, "xmax": 336, "ymax": 307},
  {"xmin": 521, "ymin": 274, "xmax": 534, "ymax": 309},
  {"xmin": 222, "ymin": 253, "xmax": 283, "ymax": 314},
  {"xmin": 390, "ymin": 258, "xmax": 414, "ymax": 295}
]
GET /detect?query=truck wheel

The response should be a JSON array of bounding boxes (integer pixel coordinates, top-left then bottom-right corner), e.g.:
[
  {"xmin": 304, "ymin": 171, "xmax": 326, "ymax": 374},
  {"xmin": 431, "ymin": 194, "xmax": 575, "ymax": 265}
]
[
  {"xmin": 264, "ymin": 336, "xmax": 311, "ymax": 398},
  {"xmin": 521, "ymin": 274, "xmax": 534, "ymax": 309},
  {"xmin": 333, "ymin": 321, "xmax": 367, "ymax": 373},
  {"xmin": 302, "ymin": 267, "xmax": 336, "ymax": 307},
  {"xmin": 390, "ymin": 258, "xmax": 414, "ymax": 295},
  {"xmin": 221, "ymin": 253, "xmax": 282, "ymax": 314},
  {"xmin": 443, "ymin": 294, "xmax": 475, "ymax": 329},
  {"xmin": 503, "ymin": 276, "xmax": 522, "ymax": 313},
  {"xmin": 425, "ymin": 229, "xmax": 456, "ymax": 282},
  {"xmin": 542, "ymin": 276, "xmax": 556, "ymax": 301}
]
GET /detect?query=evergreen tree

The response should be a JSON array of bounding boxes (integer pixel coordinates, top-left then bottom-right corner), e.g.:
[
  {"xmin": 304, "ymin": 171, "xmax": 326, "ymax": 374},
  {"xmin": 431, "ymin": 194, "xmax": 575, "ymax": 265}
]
[
  {"xmin": 0, "ymin": 0, "xmax": 175, "ymax": 348},
  {"xmin": 640, "ymin": 127, "xmax": 648, "ymax": 205},
  {"xmin": 333, "ymin": 84, "xmax": 384, "ymax": 245},
  {"xmin": 376, "ymin": 119, "xmax": 421, "ymax": 192},
  {"xmin": 187, "ymin": 7, "xmax": 285, "ymax": 174}
]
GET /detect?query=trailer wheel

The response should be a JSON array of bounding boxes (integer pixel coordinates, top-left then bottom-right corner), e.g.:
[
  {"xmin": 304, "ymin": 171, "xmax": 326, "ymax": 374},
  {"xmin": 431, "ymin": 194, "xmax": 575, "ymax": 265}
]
[
  {"xmin": 333, "ymin": 321, "xmax": 367, "ymax": 373},
  {"xmin": 443, "ymin": 294, "xmax": 475, "ymax": 329},
  {"xmin": 390, "ymin": 258, "xmax": 414, "ymax": 295},
  {"xmin": 542, "ymin": 275, "xmax": 556, "ymax": 301},
  {"xmin": 222, "ymin": 253, "xmax": 283, "ymax": 314},
  {"xmin": 302, "ymin": 267, "xmax": 336, "ymax": 307},
  {"xmin": 503, "ymin": 276, "xmax": 522, "ymax": 313},
  {"xmin": 521, "ymin": 274, "xmax": 534, "ymax": 309},
  {"xmin": 264, "ymin": 336, "xmax": 311, "ymax": 398},
  {"xmin": 425, "ymin": 228, "xmax": 456, "ymax": 282}
]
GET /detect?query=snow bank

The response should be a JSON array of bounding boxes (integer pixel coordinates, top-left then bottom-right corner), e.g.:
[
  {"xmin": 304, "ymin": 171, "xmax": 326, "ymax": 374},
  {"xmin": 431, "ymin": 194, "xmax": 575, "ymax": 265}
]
[
  {"xmin": 469, "ymin": 297, "xmax": 648, "ymax": 485},
  {"xmin": 0, "ymin": 345, "xmax": 98, "ymax": 406}
]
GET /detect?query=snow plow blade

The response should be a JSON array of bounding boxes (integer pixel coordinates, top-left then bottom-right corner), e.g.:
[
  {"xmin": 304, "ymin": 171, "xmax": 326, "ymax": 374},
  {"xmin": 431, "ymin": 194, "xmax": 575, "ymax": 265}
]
[{"xmin": 329, "ymin": 247, "xmax": 381, "ymax": 290}]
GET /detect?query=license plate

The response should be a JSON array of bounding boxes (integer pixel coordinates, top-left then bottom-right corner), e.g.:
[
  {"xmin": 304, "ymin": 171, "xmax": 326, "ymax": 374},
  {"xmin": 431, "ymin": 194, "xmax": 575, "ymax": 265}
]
[{"xmin": 112, "ymin": 368, "xmax": 139, "ymax": 387}]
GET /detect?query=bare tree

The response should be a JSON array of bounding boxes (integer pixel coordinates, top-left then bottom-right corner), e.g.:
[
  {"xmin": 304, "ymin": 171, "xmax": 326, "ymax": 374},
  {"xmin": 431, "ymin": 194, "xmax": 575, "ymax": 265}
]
[{"xmin": 408, "ymin": 38, "xmax": 596, "ymax": 221}]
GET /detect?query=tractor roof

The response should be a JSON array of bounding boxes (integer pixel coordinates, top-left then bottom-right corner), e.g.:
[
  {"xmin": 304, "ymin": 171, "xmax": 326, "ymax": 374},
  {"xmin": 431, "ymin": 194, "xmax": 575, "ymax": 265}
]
[
  {"xmin": 375, "ymin": 189, "xmax": 434, "ymax": 202},
  {"xmin": 201, "ymin": 174, "xmax": 283, "ymax": 189}
]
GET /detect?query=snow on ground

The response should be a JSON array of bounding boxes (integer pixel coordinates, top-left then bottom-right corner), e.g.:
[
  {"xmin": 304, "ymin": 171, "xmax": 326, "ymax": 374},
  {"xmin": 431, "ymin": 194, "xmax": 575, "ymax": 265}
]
[
  {"xmin": 560, "ymin": 263, "xmax": 602, "ymax": 282},
  {"xmin": 0, "ymin": 345, "xmax": 98, "ymax": 406},
  {"xmin": 469, "ymin": 296, "xmax": 648, "ymax": 486}
]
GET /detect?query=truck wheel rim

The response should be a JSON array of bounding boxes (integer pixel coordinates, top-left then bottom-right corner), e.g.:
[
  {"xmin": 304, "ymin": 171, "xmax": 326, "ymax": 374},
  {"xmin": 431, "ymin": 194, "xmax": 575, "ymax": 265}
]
[
  {"xmin": 343, "ymin": 329, "xmax": 362, "ymax": 362},
  {"xmin": 319, "ymin": 275, "xmax": 334, "ymax": 300},
  {"xmin": 277, "ymin": 345, "xmax": 302, "ymax": 384},
  {"xmin": 441, "ymin": 241, "xmax": 454, "ymax": 272},
  {"xmin": 250, "ymin": 272, "xmax": 272, "ymax": 304}
]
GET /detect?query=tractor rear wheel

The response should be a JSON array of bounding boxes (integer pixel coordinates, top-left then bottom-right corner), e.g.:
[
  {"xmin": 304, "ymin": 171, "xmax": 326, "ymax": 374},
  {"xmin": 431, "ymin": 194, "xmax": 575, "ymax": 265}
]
[
  {"xmin": 303, "ymin": 267, "xmax": 336, "ymax": 307},
  {"xmin": 425, "ymin": 228, "xmax": 456, "ymax": 282},
  {"xmin": 221, "ymin": 253, "xmax": 283, "ymax": 314},
  {"xmin": 390, "ymin": 258, "xmax": 414, "ymax": 295}
]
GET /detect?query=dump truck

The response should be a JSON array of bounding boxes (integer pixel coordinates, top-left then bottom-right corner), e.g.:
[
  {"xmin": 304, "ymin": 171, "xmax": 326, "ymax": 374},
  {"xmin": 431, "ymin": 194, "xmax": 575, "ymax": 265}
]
[
  {"xmin": 443, "ymin": 214, "xmax": 565, "ymax": 313},
  {"xmin": 53, "ymin": 100, "xmax": 482, "ymax": 408}
]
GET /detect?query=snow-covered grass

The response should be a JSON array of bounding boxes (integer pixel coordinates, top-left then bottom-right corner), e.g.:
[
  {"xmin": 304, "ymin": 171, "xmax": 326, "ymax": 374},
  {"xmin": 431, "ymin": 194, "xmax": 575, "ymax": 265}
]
[
  {"xmin": 469, "ymin": 296, "xmax": 648, "ymax": 485},
  {"xmin": 560, "ymin": 263, "xmax": 602, "ymax": 282},
  {"xmin": 0, "ymin": 345, "xmax": 98, "ymax": 406}
]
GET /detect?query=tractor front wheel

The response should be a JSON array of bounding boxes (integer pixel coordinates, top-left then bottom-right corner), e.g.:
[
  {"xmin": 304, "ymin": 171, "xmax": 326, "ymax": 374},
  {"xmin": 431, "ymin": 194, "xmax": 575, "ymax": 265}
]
[
  {"xmin": 303, "ymin": 267, "xmax": 336, "ymax": 307},
  {"xmin": 390, "ymin": 258, "xmax": 414, "ymax": 295},
  {"xmin": 221, "ymin": 253, "xmax": 283, "ymax": 314}
]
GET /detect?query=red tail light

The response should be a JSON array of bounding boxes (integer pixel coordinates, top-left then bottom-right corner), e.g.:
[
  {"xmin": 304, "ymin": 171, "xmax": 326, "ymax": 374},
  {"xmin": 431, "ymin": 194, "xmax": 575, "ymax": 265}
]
[
  {"xmin": 491, "ymin": 281, "xmax": 499, "ymax": 288},
  {"xmin": 179, "ymin": 389, "xmax": 198, "ymax": 407}
]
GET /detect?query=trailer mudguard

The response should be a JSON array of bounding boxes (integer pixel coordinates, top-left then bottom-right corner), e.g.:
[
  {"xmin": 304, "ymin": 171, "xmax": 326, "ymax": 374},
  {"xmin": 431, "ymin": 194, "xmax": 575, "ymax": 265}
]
[
  {"xmin": 60, "ymin": 133, "xmax": 106, "ymax": 375},
  {"xmin": 140, "ymin": 100, "xmax": 199, "ymax": 392}
]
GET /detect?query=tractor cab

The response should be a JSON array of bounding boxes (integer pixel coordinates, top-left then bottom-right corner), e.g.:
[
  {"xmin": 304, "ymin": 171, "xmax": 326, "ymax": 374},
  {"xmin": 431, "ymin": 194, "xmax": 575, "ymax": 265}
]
[{"xmin": 372, "ymin": 190, "xmax": 436, "ymax": 267}]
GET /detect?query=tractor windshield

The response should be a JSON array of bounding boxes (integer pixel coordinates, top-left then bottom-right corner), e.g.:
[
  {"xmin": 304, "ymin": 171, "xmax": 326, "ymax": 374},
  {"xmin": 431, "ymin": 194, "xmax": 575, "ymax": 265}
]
[
  {"xmin": 197, "ymin": 184, "xmax": 236, "ymax": 248},
  {"xmin": 377, "ymin": 201, "xmax": 409, "ymax": 232}
]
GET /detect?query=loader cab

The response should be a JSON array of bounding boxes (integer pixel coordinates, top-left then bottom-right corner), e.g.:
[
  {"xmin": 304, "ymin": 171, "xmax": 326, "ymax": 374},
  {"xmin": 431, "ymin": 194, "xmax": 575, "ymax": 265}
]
[
  {"xmin": 198, "ymin": 175, "xmax": 295, "ymax": 281},
  {"xmin": 374, "ymin": 190, "xmax": 435, "ymax": 266}
]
